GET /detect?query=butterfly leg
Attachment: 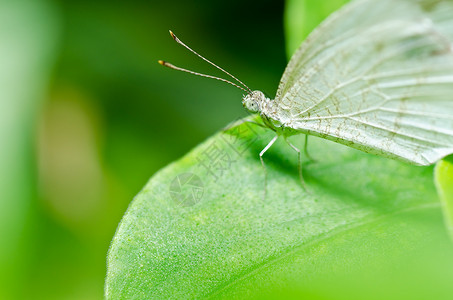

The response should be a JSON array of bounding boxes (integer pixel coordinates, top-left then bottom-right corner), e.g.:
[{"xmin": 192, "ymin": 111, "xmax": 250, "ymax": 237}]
[
  {"xmin": 304, "ymin": 135, "xmax": 316, "ymax": 162},
  {"xmin": 284, "ymin": 136, "xmax": 308, "ymax": 190},
  {"xmin": 260, "ymin": 135, "xmax": 279, "ymax": 198}
]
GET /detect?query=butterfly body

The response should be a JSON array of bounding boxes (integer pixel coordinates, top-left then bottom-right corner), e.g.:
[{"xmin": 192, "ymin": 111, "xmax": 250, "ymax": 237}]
[{"xmin": 242, "ymin": 90, "xmax": 300, "ymax": 138}]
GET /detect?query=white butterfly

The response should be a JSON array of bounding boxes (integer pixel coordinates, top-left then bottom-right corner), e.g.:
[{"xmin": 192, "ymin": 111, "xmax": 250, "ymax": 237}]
[{"xmin": 161, "ymin": 0, "xmax": 453, "ymax": 184}]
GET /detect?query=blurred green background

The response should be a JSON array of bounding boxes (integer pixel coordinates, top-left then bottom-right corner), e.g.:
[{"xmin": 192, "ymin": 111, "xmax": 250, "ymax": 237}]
[{"xmin": 0, "ymin": 0, "xmax": 299, "ymax": 299}]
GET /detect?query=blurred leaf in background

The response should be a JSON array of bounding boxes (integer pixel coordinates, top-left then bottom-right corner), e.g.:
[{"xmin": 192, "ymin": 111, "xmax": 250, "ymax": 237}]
[
  {"xmin": 284, "ymin": 0, "xmax": 349, "ymax": 56},
  {"xmin": 0, "ymin": 0, "xmax": 59, "ymax": 299},
  {"xmin": 435, "ymin": 156, "xmax": 453, "ymax": 240}
]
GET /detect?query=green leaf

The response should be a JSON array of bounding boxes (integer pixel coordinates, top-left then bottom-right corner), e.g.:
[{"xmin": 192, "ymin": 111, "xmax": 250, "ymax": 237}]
[
  {"xmin": 435, "ymin": 156, "xmax": 453, "ymax": 241},
  {"xmin": 106, "ymin": 121, "xmax": 453, "ymax": 299},
  {"xmin": 284, "ymin": 0, "xmax": 349, "ymax": 57}
]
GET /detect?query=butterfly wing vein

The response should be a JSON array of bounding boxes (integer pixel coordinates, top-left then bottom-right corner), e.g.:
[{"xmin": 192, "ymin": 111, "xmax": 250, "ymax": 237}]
[{"xmin": 275, "ymin": 0, "xmax": 453, "ymax": 165}]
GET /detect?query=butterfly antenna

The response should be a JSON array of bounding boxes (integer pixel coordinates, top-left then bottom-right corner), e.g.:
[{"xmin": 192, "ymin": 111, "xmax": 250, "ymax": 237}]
[
  {"xmin": 158, "ymin": 60, "xmax": 249, "ymax": 93},
  {"xmin": 160, "ymin": 30, "xmax": 253, "ymax": 94}
]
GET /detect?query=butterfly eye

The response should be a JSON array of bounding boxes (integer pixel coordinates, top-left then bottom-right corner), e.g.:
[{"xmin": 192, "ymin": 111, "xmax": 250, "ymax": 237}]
[{"xmin": 243, "ymin": 99, "xmax": 258, "ymax": 113}]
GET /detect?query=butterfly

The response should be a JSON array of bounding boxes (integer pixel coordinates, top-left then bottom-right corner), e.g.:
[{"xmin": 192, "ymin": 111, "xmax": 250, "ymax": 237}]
[{"xmin": 160, "ymin": 0, "xmax": 453, "ymax": 187}]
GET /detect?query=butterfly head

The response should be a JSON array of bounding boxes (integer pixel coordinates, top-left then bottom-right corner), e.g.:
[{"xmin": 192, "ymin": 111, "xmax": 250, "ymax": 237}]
[{"xmin": 242, "ymin": 90, "xmax": 266, "ymax": 113}]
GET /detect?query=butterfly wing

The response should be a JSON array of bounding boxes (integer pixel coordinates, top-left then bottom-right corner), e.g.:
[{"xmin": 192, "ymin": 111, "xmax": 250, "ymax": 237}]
[{"xmin": 275, "ymin": 0, "xmax": 453, "ymax": 165}]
